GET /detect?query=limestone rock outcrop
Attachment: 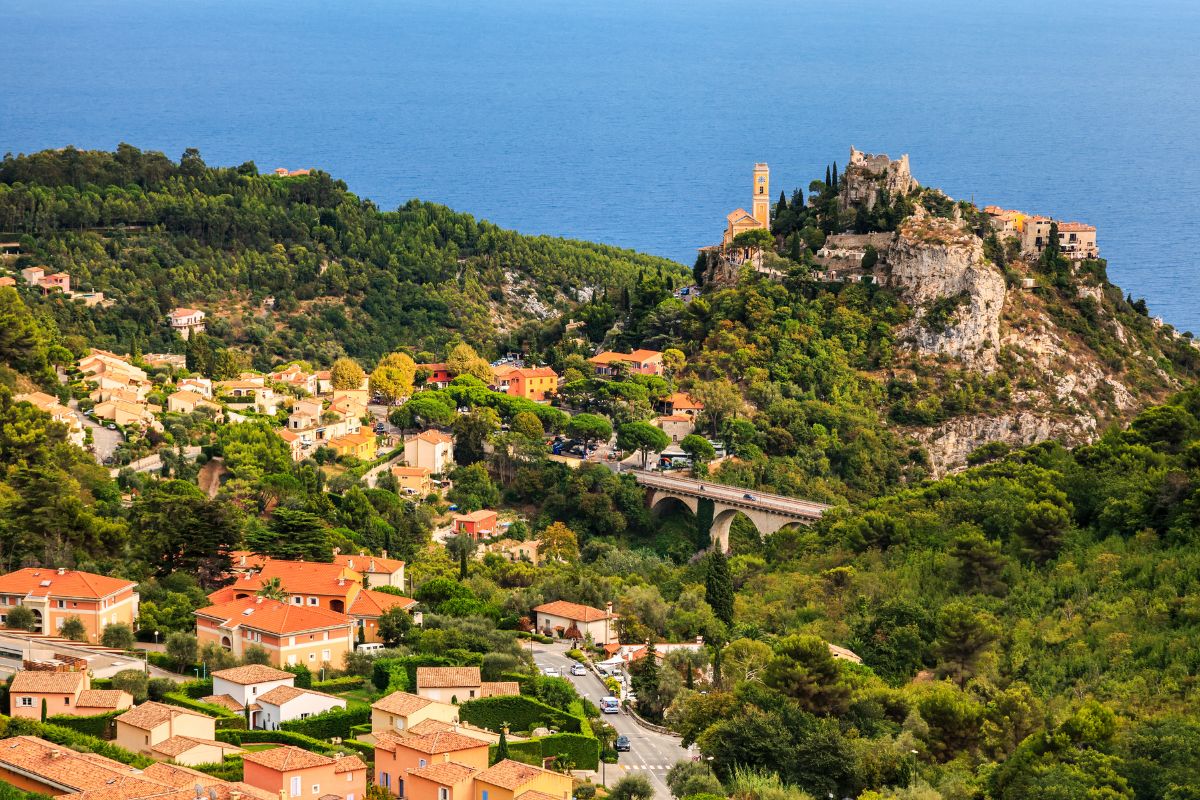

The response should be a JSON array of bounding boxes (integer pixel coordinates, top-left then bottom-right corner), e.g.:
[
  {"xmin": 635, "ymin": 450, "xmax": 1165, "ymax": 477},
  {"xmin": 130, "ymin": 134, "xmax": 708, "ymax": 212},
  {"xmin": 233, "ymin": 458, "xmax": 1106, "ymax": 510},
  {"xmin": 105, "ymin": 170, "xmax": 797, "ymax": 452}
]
[
  {"xmin": 888, "ymin": 217, "xmax": 1006, "ymax": 368},
  {"xmin": 841, "ymin": 147, "xmax": 918, "ymax": 210}
]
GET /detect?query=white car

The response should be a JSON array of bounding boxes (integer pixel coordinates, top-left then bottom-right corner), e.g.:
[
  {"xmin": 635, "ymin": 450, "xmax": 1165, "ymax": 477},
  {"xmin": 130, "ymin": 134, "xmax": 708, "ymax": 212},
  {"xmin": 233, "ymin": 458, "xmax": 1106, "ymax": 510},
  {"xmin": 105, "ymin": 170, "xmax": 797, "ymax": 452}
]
[
  {"xmin": 571, "ymin": 664, "xmax": 587, "ymax": 676},
  {"xmin": 542, "ymin": 666, "xmax": 561, "ymax": 677}
]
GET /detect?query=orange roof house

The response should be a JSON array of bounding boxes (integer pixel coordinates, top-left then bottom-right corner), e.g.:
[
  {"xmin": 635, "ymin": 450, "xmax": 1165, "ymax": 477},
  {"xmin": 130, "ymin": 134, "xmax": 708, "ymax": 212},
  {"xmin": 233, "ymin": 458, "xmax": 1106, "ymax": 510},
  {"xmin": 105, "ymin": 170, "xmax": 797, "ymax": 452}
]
[
  {"xmin": 8, "ymin": 670, "xmax": 132, "ymax": 720},
  {"xmin": 328, "ymin": 429, "xmax": 378, "ymax": 461},
  {"xmin": 533, "ymin": 600, "xmax": 617, "ymax": 644},
  {"xmin": 417, "ymin": 363, "xmax": 453, "ymax": 388},
  {"xmin": 0, "ymin": 735, "xmax": 143, "ymax": 795},
  {"xmin": 588, "ymin": 349, "xmax": 664, "ymax": 376},
  {"xmin": 403, "ymin": 761, "xmax": 479, "ymax": 800},
  {"xmin": 472, "ymin": 759, "xmax": 574, "ymax": 800},
  {"xmin": 114, "ymin": 701, "xmax": 241, "ymax": 766},
  {"xmin": 194, "ymin": 595, "xmax": 354, "ymax": 669},
  {"xmin": 414, "ymin": 667, "xmax": 519, "ymax": 705},
  {"xmin": 663, "ymin": 392, "xmax": 703, "ymax": 416},
  {"xmin": 242, "ymin": 746, "xmax": 367, "ymax": 800},
  {"xmin": 452, "ymin": 510, "xmax": 498, "ymax": 541},
  {"xmin": 504, "ymin": 367, "xmax": 559, "ymax": 402},
  {"xmin": 405, "ymin": 429, "xmax": 455, "ymax": 475},
  {"xmin": 390, "ymin": 465, "xmax": 435, "ymax": 497},
  {"xmin": 0, "ymin": 567, "xmax": 138, "ymax": 642},
  {"xmin": 335, "ymin": 551, "xmax": 407, "ymax": 589},
  {"xmin": 374, "ymin": 728, "xmax": 490, "ymax": 800},
  {"xmin": 370, "ymin": 691, "xmax": 460, "ymax": 735}
]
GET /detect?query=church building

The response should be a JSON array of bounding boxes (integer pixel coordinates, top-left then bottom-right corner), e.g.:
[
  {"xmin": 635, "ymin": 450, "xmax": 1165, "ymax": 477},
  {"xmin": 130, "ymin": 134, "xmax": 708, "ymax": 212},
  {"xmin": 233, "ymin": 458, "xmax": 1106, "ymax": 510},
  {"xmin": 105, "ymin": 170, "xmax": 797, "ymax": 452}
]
[{"xmin": 722, "ymin": 162, "xmax": 771, "ymax": 245}]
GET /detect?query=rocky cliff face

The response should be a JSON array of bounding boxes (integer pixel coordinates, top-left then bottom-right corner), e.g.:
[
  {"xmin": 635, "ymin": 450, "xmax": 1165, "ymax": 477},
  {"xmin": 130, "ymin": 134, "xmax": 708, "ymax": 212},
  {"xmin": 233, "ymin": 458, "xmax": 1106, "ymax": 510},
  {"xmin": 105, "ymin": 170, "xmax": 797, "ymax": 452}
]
[
  {"xmin": 887, "ymin": 216, "xmax": 1006, "ymax": 369},
  {"xmin": 841, "ymin": 147, "xmax": 918, "ymax": 210}
]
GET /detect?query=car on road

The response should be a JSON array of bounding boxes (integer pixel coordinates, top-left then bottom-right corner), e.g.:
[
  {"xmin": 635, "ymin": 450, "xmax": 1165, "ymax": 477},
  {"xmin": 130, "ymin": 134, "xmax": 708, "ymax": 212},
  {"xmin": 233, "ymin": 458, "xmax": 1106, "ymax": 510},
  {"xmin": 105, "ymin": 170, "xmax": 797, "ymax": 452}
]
[
  {"xmin": 106, "ymin": 423, "xmax": 117, "ymax": 430},
  {"xmin": 600, "ymin": 696, "xmax": 620, "ymax": 713},
  {"xmin": 542, "ymin": 666, "xmax": 561, "ymax": 677},
  {"xmin": 743, "ymin": 493, "xmax": 756, "ymax": 500},
  {"xmin": 614, "ymin": 735, "xmax": 631, "ymax": 752},
  {"xmin": 571, "ymin": 664, "xmax": 587, "ymax": 676}
]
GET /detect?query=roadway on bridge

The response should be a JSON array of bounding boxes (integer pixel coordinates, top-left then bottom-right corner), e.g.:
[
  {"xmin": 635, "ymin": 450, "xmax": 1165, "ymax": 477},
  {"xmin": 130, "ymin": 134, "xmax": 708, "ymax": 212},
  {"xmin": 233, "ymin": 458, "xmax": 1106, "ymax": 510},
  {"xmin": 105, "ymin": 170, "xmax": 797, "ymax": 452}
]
[{"xmin": 630, "ymin": 470, "xmax": 831, "ymax": 519}]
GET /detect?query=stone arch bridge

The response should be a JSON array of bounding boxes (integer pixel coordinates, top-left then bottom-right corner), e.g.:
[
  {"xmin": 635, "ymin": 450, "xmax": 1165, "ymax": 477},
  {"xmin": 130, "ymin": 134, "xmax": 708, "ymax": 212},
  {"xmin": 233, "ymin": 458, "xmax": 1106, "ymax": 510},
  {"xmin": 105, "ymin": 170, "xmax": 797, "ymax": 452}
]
[{"xmin": 632, "ymin": 470, "xmax": 830, "ymax": 551}]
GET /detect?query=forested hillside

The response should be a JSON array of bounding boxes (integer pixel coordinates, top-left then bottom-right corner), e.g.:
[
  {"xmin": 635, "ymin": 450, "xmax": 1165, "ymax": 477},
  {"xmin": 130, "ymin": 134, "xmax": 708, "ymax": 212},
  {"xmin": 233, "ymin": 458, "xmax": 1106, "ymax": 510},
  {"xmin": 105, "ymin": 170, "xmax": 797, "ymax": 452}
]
[{"xmin": 0, "ymin": 145, "xmax": 685, "ymax": 365}]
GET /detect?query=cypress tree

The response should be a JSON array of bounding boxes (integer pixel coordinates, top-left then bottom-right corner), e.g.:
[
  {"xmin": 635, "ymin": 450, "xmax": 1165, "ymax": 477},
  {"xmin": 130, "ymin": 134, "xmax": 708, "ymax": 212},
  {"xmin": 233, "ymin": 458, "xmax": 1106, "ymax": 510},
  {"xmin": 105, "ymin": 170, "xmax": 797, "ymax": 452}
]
[
  {"xmin": 777, "ymin": 190, "xmax": 788, "ymax": 212},
  {"xmin": 495, "ymin": 728, "xmax": 510, "ymax": 764},
  {"xmin": 705, "ymin": 549, "xmax": 735, "ymax": 627},
  {"xmin": 832, "ymin": 161, "xmax": 839, "ymax": 191},
  {"xmin": 40, "ymin": 698, "xmax": 47, "ymax": 723},
  {"xmin": 825, "ymin": 165, "xmax": 831, "ymax": 188}
]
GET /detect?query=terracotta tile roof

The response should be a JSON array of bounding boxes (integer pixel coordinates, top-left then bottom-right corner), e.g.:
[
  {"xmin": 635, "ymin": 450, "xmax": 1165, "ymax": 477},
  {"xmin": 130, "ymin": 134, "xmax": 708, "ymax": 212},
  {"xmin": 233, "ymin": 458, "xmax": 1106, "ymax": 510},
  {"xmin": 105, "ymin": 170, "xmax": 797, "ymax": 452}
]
[
  {"xmin": 475, "ymin": 759, "xmax": 557, "ymax": 790},
  {"xmin": 666, "ymin": 392, "xmax": 703, "ymax": 410},
  {"xmin": 76, "ymin": 689, "xmax": 132, "ymax": 710},
  {"xmin": 9, "ymin": 670, "xmax": 86, "ymax": 694},
  {"xmin": 414, "ymin": 429, "xmax": 453, "ymax": 444},
  {"xmin": 117, "ymin": 701, "xmax": 209, "ymax": 731},
  {"xmin": 416, "ymin": 666, "xmax": 481, "ymax": 688},
  {"xmin": 0, "ymin": 567, "xmax": 135, "ymax": 600},
  {"xmin": 405, "ymin": 719, "xmax": 455, "ymax": 735},
  {"xmin": 388, "ymin": 729, "xmax": 489, "ymax": 755},
  {"xmin": 454, "ymin": 509, "xmax": 497, "ymax": 524},
  {"xmin": 51, "ymin": 775, "xmax": 182, "ymax": 800},
  {"xmin": 334, "ymin": 755, "xmax": 367, "ymax": 773},
  {"xmin": 200, "ymin": 694, "xmax": 252, "ymax": 713},
  {"xmin": 510, "ymin": 367, "xmax": 558, "ymax": 379},
  {"xmin": 257, "ymin": 559, "xmax": 361, "ymax": 590},
  {"xmin": 349, "ymin": 588, "xmax": 417, "ymax": 618},
  {"xmin": 211, "ymin": 664, "xmax": 294, "ymax": 685},
  {"xmin": 389, "ymin": 466, "xmax": 431, "ymax": 477},
  {"xmin": 242, "ymin": 745, "xmax": 335, "ymax": 771},
  {"xmin": 588, "ymin": 349, "xmax": 662, "ymax": 365},
  {"xmin": 0, "ymin": 735, "xmax": 141, "ymax": 792},
  {"xmin": 257, "ymin": 685, "xmax": 340, "ymax": 706},
  {"xmin": 336, "ymin": 553, "xmax": 407, "ymax": 574},
  {"xmin": 152, "ymin": 735, "xmax": 239, "ymax": 758},
  {"xmin": 169, "ymin": 307, "xmax": 201, "ymax": 317},
  {"xmin": 656, "ymin": 414, "xmax": 694, "ymax": 423},
  {"xmin": 480, "ymin": 681, "xmax": 521, "ymax": 698},
  {"xmin": 533, "ymin": 599, "xmax": 612, "ymax": 622},
  {"xmin": 408, "ymin": 761, "xmax": 478, "ymax": 784},
  {"xmin": 1057, "ymin": 221, "xmax": 1096, "ymax": 232},
  {"xmin": 134, "ymin": 762, "xmax": 278, "ymax": 800},
  {"xmin": 371, "ymin": 691, "xmax": 433, "ymax": 716},
  {"xmin": 330, "ymin": 430, "xmax": 375, "ymax": 447},
  {"xmin": 518, "ymin": 791, "xmax": 564, "ymax": 800},
  {"xmin": 196, "ymin": 596, "xmax": 352, "ymax": 636}
]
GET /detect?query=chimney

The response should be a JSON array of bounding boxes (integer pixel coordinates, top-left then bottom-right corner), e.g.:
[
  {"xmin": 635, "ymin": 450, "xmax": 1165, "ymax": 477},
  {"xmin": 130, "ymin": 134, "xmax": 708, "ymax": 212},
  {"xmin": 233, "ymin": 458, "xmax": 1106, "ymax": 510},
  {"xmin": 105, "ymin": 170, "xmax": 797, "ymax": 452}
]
[
  {"xmin": 381, "ymin": 549, "xmax": 388, "ymax": 559},
  {"xmin": 256, "ymin": 597, "xmax": 263, "ymax": 604},
  {"xmin": 57, "ymin": 568, "xmax": 66, "ymax": 575},
  {"xmin": 443, "ymin": 752, "xmax": 450, "ymax": 763},
  {"xmin": 193, "ymin": 784, "xmax": 203, "ymax": 799},
  {"xmin": 50, "ymin": 749, "xmax": 62, "ymax": 759}
]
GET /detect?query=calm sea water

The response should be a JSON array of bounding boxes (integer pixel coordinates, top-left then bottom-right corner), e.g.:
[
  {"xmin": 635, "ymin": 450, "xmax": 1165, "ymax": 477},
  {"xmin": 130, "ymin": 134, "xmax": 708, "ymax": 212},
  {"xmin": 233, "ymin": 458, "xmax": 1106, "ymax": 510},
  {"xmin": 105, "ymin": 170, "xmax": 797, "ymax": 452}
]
[{"xmin": 3, "ymin": 0, "xmax": 1199, "ymax": 331}]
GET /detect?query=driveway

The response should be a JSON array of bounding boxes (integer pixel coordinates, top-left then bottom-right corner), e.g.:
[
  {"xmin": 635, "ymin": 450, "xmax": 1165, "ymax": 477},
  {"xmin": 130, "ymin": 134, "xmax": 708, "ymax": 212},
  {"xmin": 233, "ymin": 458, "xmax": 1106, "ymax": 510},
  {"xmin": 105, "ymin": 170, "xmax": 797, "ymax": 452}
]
[{"xmin": 531, "ymin": 642, "xmax": 689, "ymax": 798}]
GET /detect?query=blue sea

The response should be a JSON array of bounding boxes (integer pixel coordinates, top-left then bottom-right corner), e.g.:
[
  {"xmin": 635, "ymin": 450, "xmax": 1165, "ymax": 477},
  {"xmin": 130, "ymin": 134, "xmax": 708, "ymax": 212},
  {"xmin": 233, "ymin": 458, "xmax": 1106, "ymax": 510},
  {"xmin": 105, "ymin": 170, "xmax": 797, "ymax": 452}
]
[{"xmin": 3, "ymin": 0, "xmax": 1199, "ymax": 331}]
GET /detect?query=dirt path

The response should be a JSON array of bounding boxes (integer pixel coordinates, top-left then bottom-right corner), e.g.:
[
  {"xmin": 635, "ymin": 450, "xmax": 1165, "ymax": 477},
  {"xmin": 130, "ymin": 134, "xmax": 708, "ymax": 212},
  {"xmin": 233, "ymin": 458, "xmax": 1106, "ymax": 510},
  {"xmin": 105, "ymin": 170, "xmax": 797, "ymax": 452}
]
[{"xmin": 198, "ymin": 457, "xmax": 226, "ymax": 498}]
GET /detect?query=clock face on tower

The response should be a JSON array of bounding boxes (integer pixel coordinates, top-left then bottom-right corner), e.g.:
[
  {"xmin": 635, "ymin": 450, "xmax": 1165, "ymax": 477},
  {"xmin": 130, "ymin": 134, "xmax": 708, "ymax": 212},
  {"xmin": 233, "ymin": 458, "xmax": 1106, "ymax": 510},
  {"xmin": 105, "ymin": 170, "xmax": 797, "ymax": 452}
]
[{"xmin": 757, "ymin": 176, "xmax": 765, "ymax": 184}]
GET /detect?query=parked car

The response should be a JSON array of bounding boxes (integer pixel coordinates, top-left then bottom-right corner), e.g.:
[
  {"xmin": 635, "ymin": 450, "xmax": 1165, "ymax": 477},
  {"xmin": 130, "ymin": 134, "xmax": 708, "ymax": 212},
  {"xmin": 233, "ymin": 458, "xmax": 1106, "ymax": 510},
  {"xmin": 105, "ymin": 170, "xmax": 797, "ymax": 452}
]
[
  {"xmin": 743, "ymin": 493, "xmax": 756, "ymax": 501},
  {"xmin": 571, "ymin": 664, "xmax": 587, "ymax": 676},
  {"xmin": 614, "ymin": 735, "xmax": 631, "ymax": 752},
  {"xmin": 106, "ymin": 423, "xmax": 117, "ymax": 430},
  {"xmin": 542, "ymin": 666, "xmax": 561, "ymax": 677}
]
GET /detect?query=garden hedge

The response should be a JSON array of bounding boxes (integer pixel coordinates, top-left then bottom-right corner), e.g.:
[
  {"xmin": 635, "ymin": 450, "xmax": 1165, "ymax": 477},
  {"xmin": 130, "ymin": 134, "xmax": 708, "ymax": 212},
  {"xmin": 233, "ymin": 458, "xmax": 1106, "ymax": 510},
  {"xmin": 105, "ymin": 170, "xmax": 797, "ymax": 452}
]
[
  {"xmin": 162, "ymin": 691, "xmax": 246, "ymax": 729},
  {"xmin": 46, "ymin": 710, "xmax": 122, "ymax": 740},
  {"xmin": 280, "ymin": 705, "xmax": 369, "ymax": 740},
  {"xmin": 312, "ymin": 675, "xmax": 366, "ymax": 692},
  {"xmin": 493, "ymin": 732, "xmax": 600, "ymax": 770},
  {"xmin": 217, "ymin": 728, "xmax": 374, "ymax": 760},
  {"xmin": 459, "ymin": 695, "xmax": 583, "ymax": 735}
]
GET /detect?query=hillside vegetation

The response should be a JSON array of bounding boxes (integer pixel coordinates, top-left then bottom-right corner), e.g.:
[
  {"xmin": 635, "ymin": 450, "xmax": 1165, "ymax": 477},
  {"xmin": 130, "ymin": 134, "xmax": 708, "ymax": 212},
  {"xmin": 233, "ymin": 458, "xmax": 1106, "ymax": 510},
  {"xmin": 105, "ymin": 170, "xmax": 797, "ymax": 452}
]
[{"xmin": 0, "ymin": 145, "xmax": 685, "ymax": 366}]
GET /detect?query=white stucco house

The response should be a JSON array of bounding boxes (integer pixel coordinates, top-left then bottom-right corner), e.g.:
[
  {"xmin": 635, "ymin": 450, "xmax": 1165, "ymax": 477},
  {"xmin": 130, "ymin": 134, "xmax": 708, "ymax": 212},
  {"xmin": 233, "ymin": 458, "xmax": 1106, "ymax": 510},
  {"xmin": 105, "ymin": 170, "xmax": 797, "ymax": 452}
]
[
  {"xmin": 206, "ymin": 664, "xmax": 296, "ymax": 726},
  {"xmin": 255, "ymin": 685, "xmax": 346, "ymax": 730}
]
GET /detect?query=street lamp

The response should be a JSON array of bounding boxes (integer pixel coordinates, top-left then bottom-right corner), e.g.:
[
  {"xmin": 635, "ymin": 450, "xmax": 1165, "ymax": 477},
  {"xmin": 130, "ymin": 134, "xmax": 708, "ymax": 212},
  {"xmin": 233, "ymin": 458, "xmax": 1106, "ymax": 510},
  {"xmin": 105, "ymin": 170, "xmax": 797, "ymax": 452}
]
[{"xmin": 153, "ymin": 630, "xmax": 159, "ymax": 645}]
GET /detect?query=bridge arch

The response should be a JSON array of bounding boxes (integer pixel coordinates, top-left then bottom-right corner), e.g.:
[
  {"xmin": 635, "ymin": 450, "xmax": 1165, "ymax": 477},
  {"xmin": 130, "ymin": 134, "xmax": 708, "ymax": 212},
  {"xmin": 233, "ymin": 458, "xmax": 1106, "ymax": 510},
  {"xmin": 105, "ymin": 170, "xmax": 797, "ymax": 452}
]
[
  {"xmin": 647, "ymin": 490, "xmax": 699, "ymax": 518},
  {"xmin": 710, "ymin": 504, "xmax": 810, "ymax": 552}
]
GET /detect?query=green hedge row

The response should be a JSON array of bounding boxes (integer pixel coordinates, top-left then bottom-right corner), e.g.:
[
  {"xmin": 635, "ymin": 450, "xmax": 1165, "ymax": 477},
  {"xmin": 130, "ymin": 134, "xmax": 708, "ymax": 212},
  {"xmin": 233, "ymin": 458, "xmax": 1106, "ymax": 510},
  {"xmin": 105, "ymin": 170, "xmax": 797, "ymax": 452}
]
[
  {"xmin": 371, "ymin": 655, "xmax": 472, "ymax": 693},
  {"xmin": 45, "ymin": 710, "xmax": 122, "ymax": 740},
  {"xmin": 280, "ymin": 705, "xmax": 369, "ymax": 740},
  {"xmin": 312, "ymin": 675, "xmax": 366, "ymax": 692},
  {"xmin": 0, "ymin": 716, "xmax": 154, "ymax": 768},
  {"xmin": 217, "ymin": 728, "xmax": 374, "ymax": 760},
  {"xmin": 161, "ymin": 692, "xmax": 246, "ymax": 729},
  {"xmin": 568, "ymin": 700, "xmax": 594, "ymax": 738},
  {"xmin": 350, "ymin": 722, "xmax": 372, "ymax": 737},
  {"xmin": 459, "ymin": 695, "xmax": 583, "ymax": 735},
  {"xmin": 188, "ymin": 754, "xmax": 245, "ymax": 781},
  {"xmin": 494, "ymin": 732, "xmax": 600, "ymax": 770},
  {"xmin": 147, "ymin": 651, "xmax": 198, "ymax": 675}
]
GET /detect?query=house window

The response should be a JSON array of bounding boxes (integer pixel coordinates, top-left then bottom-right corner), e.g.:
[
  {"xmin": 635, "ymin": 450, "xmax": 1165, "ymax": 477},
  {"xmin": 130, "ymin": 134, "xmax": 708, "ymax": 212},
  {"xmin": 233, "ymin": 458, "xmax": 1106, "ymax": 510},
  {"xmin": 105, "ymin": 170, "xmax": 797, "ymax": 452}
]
[
  {"xmin": 64, "ymin": 697, "xmax": 70, "ymax": 705},
  {"xmin": 292, "ymin": 597, "xmax": 303, "ymax": 605},
  {"xmin": 482, "ymin": 791, "xmax": 489, "ymax": 800},
  {"xmin": 439, "ymin": 788, "xmax": 450, "ymax": 800},
  {"xmin": 311, "ymin": 785, "xmax": 320, "ymax": 796},
  {"xmin": 381, "ymin": 773, "xmax": 390, "ymax": 789},
  {"xmin": 308, "ymin": 597, "xmax": 318, "ymax": 606},
  {"xmin": 19, "ymin": 697, "xmax": 31, "ymax": 707},
  {"xmin": 55, "ymin": 600, "xmax": 65, "ymax": 608},
  {"xmin": 290, "ymin": 777, "xmax": 301, "ymax": 797},
  {"xmin": 309, "ymin": 653, "xmax": 315, "ymax": 660},
  {"xmin": 419, "ymin": 759, "xmax": 427, "ymax": 768}
]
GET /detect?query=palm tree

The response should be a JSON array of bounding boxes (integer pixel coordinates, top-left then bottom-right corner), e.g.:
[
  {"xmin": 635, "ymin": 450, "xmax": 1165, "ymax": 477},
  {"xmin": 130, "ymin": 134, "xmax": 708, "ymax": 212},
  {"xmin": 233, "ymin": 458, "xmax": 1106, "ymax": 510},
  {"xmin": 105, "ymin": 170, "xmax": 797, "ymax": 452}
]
[{"xmin": 256, "ymin": 577, "xmax": 288, "ymax": 601}]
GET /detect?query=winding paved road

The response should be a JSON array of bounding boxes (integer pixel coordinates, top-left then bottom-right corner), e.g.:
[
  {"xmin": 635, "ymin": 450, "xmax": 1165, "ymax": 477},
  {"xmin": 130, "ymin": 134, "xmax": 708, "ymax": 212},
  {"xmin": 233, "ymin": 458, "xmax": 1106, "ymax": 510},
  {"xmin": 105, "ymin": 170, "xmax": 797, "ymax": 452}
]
[{"xmin": 532, "ymin": 642, "xmax": 688, "ymax": 799}]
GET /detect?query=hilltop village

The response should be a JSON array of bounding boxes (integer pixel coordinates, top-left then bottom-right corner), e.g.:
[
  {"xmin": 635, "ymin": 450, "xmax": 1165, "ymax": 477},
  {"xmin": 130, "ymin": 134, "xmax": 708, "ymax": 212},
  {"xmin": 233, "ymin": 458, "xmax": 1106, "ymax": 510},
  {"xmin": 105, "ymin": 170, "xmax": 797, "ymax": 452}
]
[{"xmin": 1, "ymin": 146, "xmax": 1199, "ymax": 800}]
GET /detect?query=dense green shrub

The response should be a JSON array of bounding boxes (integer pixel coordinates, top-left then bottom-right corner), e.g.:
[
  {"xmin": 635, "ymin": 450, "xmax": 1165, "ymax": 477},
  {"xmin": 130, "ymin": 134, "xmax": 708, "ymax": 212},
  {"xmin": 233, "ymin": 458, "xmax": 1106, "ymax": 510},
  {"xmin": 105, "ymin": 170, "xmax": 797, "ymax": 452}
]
[
  {"xmin": 459, "ymin": 695, "xmax": 583, "ymax": 734},
  {"xmin": 493, "ymin": 732, "xmax": 600, "ymax": 770},
  {"xmin": 217, "ymin": 728, "xmax": 373, "ymax": 760},
  {"xmin": 280, "ymin": 705, "xmax": 369, "ymax": 740},
  {"xmin": 312, "ymin": 676, "xmax": 366, "ymax": 693},
  {"xmin": 46, "ymin": 711, "xmax": 121, "ymax": 740}
]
